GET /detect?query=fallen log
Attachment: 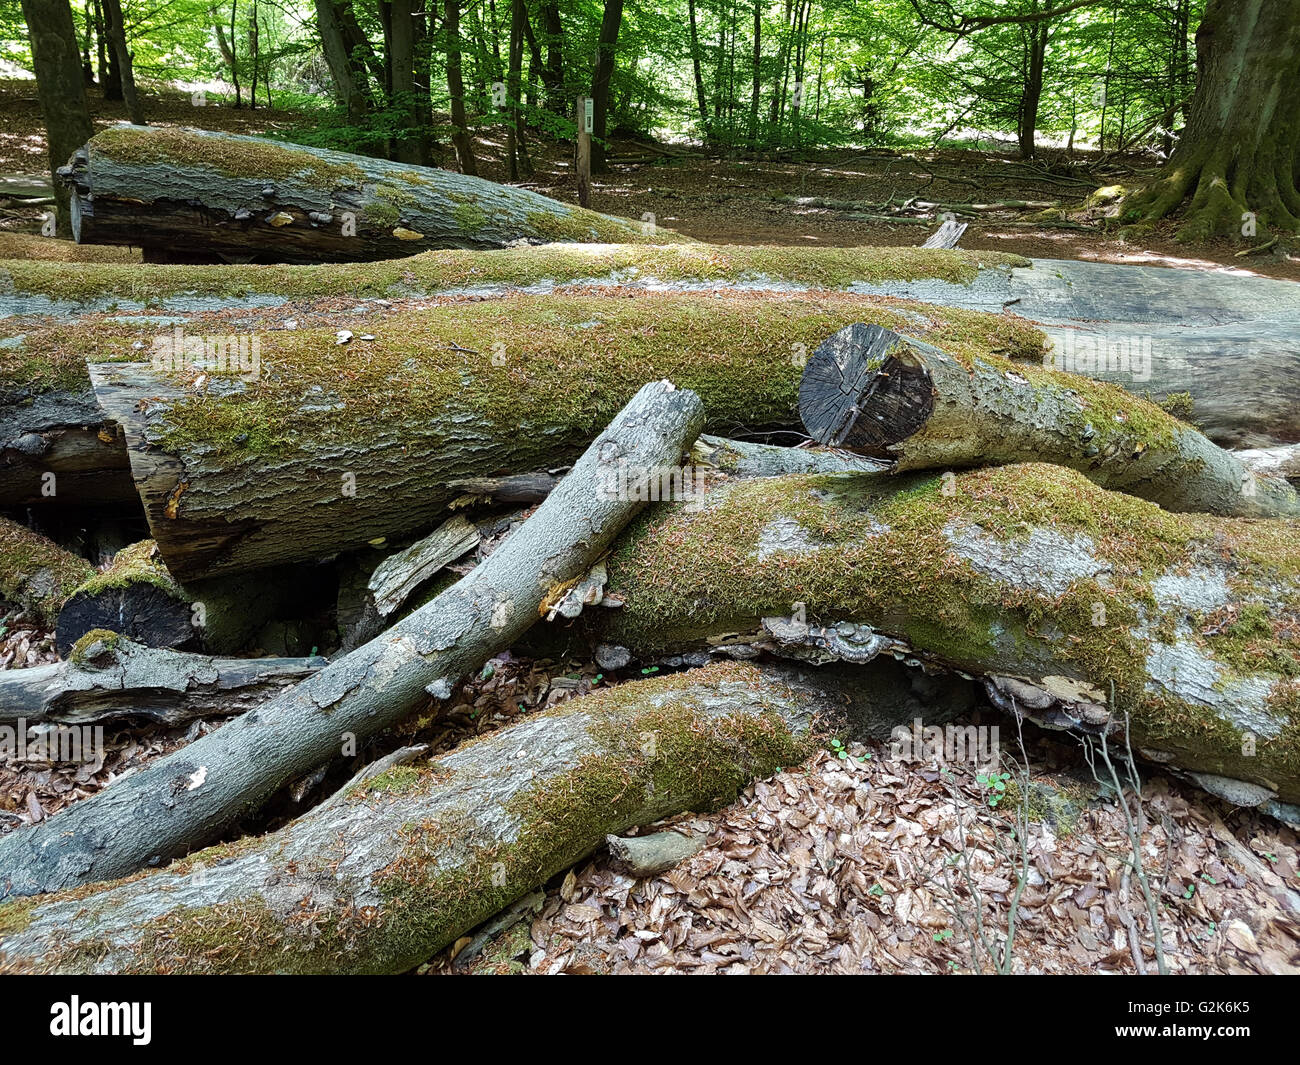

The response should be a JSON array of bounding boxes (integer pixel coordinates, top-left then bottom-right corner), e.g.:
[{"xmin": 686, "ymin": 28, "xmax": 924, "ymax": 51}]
[
  {"xmin": 53, "ymin": 541, "xmax": 195, "ymax": 657},
  {"xmin": 0, "ymin": 516, "xmax": 94, "ymax": 626},
  {"xmin": 0, "ymin": 633, "xmax": 325, "ymax": 725},
  {"xmin": 1236, "ymin": 443, "xmax": 1300, "ymax": 483},
  {"xmin": 798, "ymin": 324, "xmax": 1300, "ymax": 519},
  {"xmin": 85, "ymin": 292, "xmax": 1036, "ymax": 580},
  {"xmin": 59, "ymin": 125, "xmax": 685, "ymax": 263},
  {"xmin": 0, "ymin": 658, "xmax": 958, "ymax": 973},
  {"xmin": 0, "ymin": 379, "xmax": 705, "ymax": 900},
  {"xmin": 587, "ymin": 463, "xmax": 1300, "ymax": 805}
]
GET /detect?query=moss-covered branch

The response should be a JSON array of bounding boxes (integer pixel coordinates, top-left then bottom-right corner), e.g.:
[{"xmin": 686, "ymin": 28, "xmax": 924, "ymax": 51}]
[
  {"xmin": 0, "ymin": 662, "xmax": 831, "ymax": 974},
  {"xmin": 800, "ymin": 324, "xmax": 1300, "ymax": 518},
  {"xmin": 592, "ymin": 464, "xmax": 1300, "ymax": 804}
]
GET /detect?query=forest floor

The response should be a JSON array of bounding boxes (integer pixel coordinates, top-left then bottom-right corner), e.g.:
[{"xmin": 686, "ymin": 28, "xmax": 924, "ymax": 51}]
[{"xmin": 2, "ymin": 83, "xmax": 1298, "ymax": 975}]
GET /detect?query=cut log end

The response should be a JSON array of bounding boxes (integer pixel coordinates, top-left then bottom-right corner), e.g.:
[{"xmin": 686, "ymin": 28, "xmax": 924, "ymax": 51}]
[{"xmin": 797, "ymin": 323, "xmax": 934, "ymax": 453}]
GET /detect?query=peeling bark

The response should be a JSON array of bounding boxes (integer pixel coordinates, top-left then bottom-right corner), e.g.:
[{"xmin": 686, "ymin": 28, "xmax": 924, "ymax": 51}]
[
  {"xmin": 0, "ymin": 380, "xmax": 705, "ymax": 901},
  {"xmin": 0, "ymin": 636, "xmax": 325, "ymax": 725}
]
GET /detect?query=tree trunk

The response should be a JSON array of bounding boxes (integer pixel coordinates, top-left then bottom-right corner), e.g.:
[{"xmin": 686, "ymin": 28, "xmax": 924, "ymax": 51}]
[
  {"xmin": 1018, "ymin": 19, "xmax": 1047, "ymax": 160},
  {"xmin": 100, "ymin": 0, "xmax": 144, "ymax": 125},
  {"xmin": 688, "ymin": 0, "xmax": 711, "ymax": 139},
  {"xmin": 57, "ymin": 125, "xmax": 668, "ymax": 262},
  {"xmin": 0, "ymin": 381, "xmax": 705, "ymax": 901},
  {"xmin": 588, "ymin": 463, "xmax": 1300, "ymax": 806},
  {"xmin": 20, "ymin": 0, "xmax": 94, "ymax": 238},
  {"xmin": 0, "ymin": 661, "xmax": 847, "ymax": 972},
  {"xmin": 314, "ymin": 0, "xmax": 369, "ymax": 122},
  {"xmin": 389, "ymin": 0, "xmax": 430, "ymax": 165},
  {"xmin": 590, "ymin": 0, "xmax": 623, "ymax": 173},
  {"xmin": 798, "ymin": 324, "xmax": 1300, "ymax": 518},
  {"xmin": 79, "ymin": 290, "xmax": 1025, "ymax": 580},
  {"xmin": 445, "ymin": 0, "xmax": 478, "ymax": 175},
  {"xmin": 0, "ymin": 636, "xmax": 325, "ymax": 726},
  {"xmin": 1126, "ymin": 0, "xmax": 1300, "ymax": 241},
  {"xmin": 0, "ymin": 516, "xmax": 94, "ymax": 626}
]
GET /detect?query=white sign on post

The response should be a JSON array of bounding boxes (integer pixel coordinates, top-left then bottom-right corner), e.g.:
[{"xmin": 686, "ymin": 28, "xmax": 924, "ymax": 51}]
[{"xmin": 583, "ymin": 98, "xmax": 594, "ymax": 134}]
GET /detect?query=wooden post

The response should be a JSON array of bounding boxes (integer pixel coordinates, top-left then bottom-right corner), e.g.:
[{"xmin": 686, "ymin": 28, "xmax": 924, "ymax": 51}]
[{"xmin": 576, "ymin": 95, "xmax": 593, "ymax": 208}]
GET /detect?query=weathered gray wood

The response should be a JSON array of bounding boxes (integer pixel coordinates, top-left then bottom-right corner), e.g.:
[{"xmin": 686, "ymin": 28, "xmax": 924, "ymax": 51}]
[
  {"xmin": 0, "ymin": 635, "xmax": 325, "ymax": 725},
  {"xmin": 798, "ymin": 324, "xmax": 1300, "ymax": 519},
  {"xmin": 0, "ymin": 661, "xmax": 840, "ymax": 973},
  {"xmin": 1236, "ymin": 443, "xmax": 1300, "ymax": 482},
  {"xmin": 692, "ymin": 434, "xmax": 888, "ymax": 478},
  {"xmin": 606, "ymin": 829, "xmax": 705, "ymax": 876},
  {"xmin": 921, "ymin": 218, "xmax": 968, "ymax": 249},
  {"xmin": 588, "ymin": 464, "xmax": 1300, "ymax": 805},
  {"xmin": 60, "ymin": 125, "xmax": 679, "ymax": 263},
  {"xmin": 0, "ymin": 380, "xmax": 705, "ymax": 901},
  {"xmin": 368, "ymin": 515, "xmax": 480, "ymax": 618}
]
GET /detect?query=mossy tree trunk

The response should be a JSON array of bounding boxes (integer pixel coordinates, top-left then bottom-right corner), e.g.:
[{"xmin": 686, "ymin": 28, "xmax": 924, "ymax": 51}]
[
  {"xmin": 0, "ymin": 382, "xmax": 705, "ymax": 901},
  {"xmin": 0, "ymin": 662, "xmax": 837, "ymax": 974},
  {"xmin": 0, "ymin": 516, "xmax": 94, "ymax": 626},
  {"xmin": 58, "ymin": 125, "xmax": 674, "ymax": 263},
  {"xmin": 1125, "ymin": 0, "xmax": 1300, "ymax": 241},
  {"xmin": 588, "ymin": 464, "xmax": 1300, "ymax": 808}
]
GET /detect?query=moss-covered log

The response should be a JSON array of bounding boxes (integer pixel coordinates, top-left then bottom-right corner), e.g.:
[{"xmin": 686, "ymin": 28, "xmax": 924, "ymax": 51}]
[
  {"xmin": 0, "ymin": 381, "xmax": 705, "ymax": 901},
  {"xmin": 799, "ymin": 324, "xmax": 1300, "ymax": 518},
  {"xmin": 587, "ymin": 463, "xmax": 1300, "ymax": 805},
  {"xmin": 85, "ymin": 292, "xmax": 1040, "ymax": 580},
  {"xmin": 0, "ymin": 632, "xmax": 325, "ymax": 725},
  {"xmin": 0, "ymin": 516, "xmax": 94, "ymax": 625},
  {"xmin": 59, "ymin": 125, "xmax": 688, "ymax": 264},
  {"xmin": 0, "ymin": 661, "xmax": 844, "ymax": 974}
]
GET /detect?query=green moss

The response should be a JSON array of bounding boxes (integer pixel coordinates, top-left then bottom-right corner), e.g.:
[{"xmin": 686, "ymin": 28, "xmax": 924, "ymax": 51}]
[
  {"xmin": 0, "ymin": 897, "xmax": 36, "ymax": 938},
  {"xmin": 347, "ymin": 764, "xmax": 432, "ymax": 798},
  {"xmin": 68, "ymin": 628, "xmax": 122, "ymax": 665},
  {"xmin": 74, "ymin": 541, "xmax": 180, "ymax": 599},
  {"xmin": 146, "ymin": 292, "xmax": 1041, "ymax": 459},
  {"xmin": 0, "ymin": 515, "xmax": 95, "ymax": 623},
  {"xmin": 453, "ymin": 201, "xmax": 489, "ymax": 234},
  {"xmin": 0, "ymin": 244, "xmax": 1028, "ymax": 307},
  {"xmin": 91, "ymin": 125, "xmax": 366, "ymax": 189}
]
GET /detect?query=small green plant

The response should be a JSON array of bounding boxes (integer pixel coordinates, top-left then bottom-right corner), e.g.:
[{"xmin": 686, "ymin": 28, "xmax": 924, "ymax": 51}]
[
  {"xmin": 829, "ymin": 737, "xmax": 870, "ymax": 763},
  {"xmin": 976, "ymin": 770, "xmax": 1012, "ymax": 807},
  {"xmin": 1183, "ymin": 883, "xmax": 1196, "ymax": 899},
  {"xmin": 933, "ymin": 929, "xmax": 954, "ymax": 942}
]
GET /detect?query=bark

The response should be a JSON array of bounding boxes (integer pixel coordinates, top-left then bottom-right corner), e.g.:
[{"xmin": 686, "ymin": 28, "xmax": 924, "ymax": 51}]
[
  {"xmin": 80, "ymin": 291, "xmax": 1016, "ymax": 580},
  {"xmin": 0, "ymin": 636, "xmax": 324, "ymax": 726},
  {"xmin": 590, "ymin": 0, "xmax": 624, "ymax": 172},
  {"xmin": 58, "ymin": 125, "xmax": 665, "ymax": 262},
  {"xmin": 100, "ymin": 0, "xmax": 144, "ymax": 125},
  {"xmin": 688, "ymin": 0, "xmax": 711, "ymax": 138},
  {"xmin": 386, "ymin": 0, "xmax": 431, "ymax": 165},
  {"xmin": 1126, "ymin": 0, "xmax": 1300, "ymax": 240},
  {"xmin": 314, "ymin": 0, "xmax": 370, "ymax": 122},
  {"xmin": 0, "ymin": 381, "xmax": 705, "ymax": 901},
  {"xmin": 586, "ymin": 463, "xmax": 1300, "ymax": 806},
  {"xmin": 606, "ymin": 829, "xmax": 704, "ymax": 876},
  {"xmin": 445, "ymin": 0, "xmax": 478, "ymax": 175},
  {"xmin": 0, "ymin": 516, "xmax": 94, "ymax": 626},
  {"xmin": 798, "ymin": 324, "xmax": 1300, "ymax": 518},
  {"xmin": 20, "ymin": 0, "xmax": 94, "ymax": 238},
  {"xmin": 0, "ymin": 661, "xmax": 857, "ymax": 973}
]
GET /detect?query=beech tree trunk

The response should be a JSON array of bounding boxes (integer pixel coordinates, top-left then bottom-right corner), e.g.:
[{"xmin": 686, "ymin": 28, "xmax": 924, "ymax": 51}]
[
  {"xmin": 314, "ymin": 0, "xmax": 370, "ymax": 122},
  {"xmin": 0, "ymin": 662, "xmax": 846, "ymax": 973},
  {"xmin": 1127, "ymin": 0, "xmax": 1300, "ymax": 240},
  {"xmin": 585, "ymin": 463, "xmax": 1300, "ymax": 808},
  {"xmin": 0, "ymin": 381, "xmax": 705, "ymax": 901},
  {"xmin": 57, "ymin": 126, "xmax": 670, "ymax": 262},
  {"xmin": 100, "ymin": 0, "xmax": 145, "ymax": 125},
  {"xmin": 20, "ymin": 0, "xmax": 94, "ymax": 238},
  {"xmin": 445, "ymin": 0, "xmax": 479, "ymax": 175}
]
